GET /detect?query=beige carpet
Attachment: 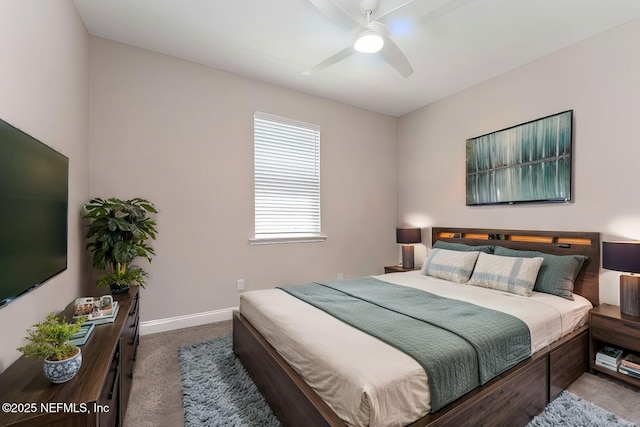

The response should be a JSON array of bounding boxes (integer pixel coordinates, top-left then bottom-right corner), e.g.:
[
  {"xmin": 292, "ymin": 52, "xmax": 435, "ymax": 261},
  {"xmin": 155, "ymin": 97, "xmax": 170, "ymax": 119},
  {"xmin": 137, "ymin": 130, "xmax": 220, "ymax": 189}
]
[
  {"xmin": 123, "ymin": 321, "xmax": 231, "ymax": 427},
  {"xmin": 123, "ymin": 320, "xmax": 640, "ymax": 427},
  {"xmin": 566, "ymin": 371, "xmax": 640, "ymax": 425}
]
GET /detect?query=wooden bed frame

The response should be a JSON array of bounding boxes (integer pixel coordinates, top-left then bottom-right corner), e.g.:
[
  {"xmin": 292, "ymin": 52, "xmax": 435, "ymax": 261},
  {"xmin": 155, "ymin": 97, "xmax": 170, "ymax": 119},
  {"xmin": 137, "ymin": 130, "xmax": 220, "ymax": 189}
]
[{"xmin": 233, "ymin": 227, "xmax": 600, "ymax": 427}]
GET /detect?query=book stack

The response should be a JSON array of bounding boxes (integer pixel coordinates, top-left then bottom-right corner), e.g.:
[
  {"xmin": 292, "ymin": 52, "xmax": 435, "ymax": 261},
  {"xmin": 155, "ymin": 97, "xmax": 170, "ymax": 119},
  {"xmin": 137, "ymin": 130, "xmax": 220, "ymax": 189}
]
[
  {"xmin": 73, "ymin": 296, "xmax": 120, "ymax": 325},
  {"xmin": 69, "ymin": 323, "xmax": 95, "ymax": 346},
  {"xmin": 595, "ymin": 346, "xmax": 623, "ymax": 371},
  {"xmin": 619, "ymin": 354, "xmax": 640, "ymax": 379}
]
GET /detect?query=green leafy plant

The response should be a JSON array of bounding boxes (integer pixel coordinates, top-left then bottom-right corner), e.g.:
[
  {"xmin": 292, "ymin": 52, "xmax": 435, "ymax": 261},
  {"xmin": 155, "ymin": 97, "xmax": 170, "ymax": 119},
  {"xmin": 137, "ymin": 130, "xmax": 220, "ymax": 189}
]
[
  {"xmin": 83, "ymin": 197, "xmax": 158, "ymax": 289},
  {"xmin": 17, "ymin": 313, "xmax": 84, "ymax": 361},
  {"xmin": 96, "ymin": 264, "xmax": 149, "ymax": 289}
]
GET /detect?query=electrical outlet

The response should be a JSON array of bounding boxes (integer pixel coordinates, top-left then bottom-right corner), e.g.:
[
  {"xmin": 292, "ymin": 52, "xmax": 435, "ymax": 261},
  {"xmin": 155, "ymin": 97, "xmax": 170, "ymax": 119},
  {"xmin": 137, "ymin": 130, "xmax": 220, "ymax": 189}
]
[
  {"xmin": 237, "ymin": 279, "xmax": 245, "ymax": 291},
  {"xmin": 337, "ymin": 273, "xmax": 344, "ymax": 280}
]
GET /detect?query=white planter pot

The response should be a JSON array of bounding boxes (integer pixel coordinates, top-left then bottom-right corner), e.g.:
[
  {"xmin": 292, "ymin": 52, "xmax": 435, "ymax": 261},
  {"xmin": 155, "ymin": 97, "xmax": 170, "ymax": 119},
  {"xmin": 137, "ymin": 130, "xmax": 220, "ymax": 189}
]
[{"xmin": 43, "ymin": 347, "xmax": 82, "ymax": 383}]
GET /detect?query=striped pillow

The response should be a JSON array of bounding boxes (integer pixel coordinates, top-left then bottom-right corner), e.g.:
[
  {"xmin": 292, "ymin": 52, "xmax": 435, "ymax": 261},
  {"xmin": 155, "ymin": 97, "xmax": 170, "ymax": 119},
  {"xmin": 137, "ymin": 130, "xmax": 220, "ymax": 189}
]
[
  {"xmin": 467, "ymin": 252, "xmax": 543, "ymax": 297},
  {"xmin": 421, "ymin": 248, "xmax": 480, "ymax": 284}
]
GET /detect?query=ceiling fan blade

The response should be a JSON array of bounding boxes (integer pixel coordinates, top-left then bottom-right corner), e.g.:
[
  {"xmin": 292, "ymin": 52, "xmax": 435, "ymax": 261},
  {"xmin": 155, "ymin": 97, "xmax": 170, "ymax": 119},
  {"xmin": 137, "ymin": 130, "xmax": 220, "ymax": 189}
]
[
  {"xmin": 379, "ymin": 37, "xmax": 413, "ymax": 78},
  {"xmin": 415, "ymin": 0, "xmax": 477, "ymax": 27},
  {"xmin": 307, "ymin": 0, "xmax": 362, "ymax": 27},
  {"xmin": 373, "ymin": 0, "xmax": 416, "ymax": 22},
  {"xmin": 302, "ymin": 46, "xmax": 355, "ymax": 75}
]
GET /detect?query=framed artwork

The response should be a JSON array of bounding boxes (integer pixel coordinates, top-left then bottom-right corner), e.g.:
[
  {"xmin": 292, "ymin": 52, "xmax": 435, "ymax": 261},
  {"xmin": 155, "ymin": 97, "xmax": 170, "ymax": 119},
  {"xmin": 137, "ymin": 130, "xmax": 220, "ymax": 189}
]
[{"xmin": 466, "ymin": 110, "xmax": 573, "ymax": 206}]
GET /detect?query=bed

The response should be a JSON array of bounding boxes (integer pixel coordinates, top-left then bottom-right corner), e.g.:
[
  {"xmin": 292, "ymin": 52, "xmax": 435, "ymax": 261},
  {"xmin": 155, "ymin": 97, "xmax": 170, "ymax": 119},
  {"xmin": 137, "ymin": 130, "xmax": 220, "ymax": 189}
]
[{"xmin": 233, "ymin": 227, "xmax": 600, "ymax": 427}]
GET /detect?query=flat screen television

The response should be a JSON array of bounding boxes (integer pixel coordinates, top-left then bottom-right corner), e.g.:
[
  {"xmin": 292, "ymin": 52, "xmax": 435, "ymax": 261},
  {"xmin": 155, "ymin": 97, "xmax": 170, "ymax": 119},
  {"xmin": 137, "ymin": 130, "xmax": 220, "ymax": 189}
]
[
  {"xmin": 466, "ymin": 110, "xmax": 573, "ymax": 206},
  {"xmin": 0, "ymin": 118, "xmax": 68, "ymax": 308}
]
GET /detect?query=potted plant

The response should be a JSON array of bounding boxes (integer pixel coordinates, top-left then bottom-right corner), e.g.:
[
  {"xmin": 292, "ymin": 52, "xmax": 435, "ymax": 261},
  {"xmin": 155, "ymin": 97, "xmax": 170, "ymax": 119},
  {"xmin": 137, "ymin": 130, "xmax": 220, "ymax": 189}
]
[
  {"xmin": 17, "ymin": 313, "xmax": 85, "ymax": 383},
  {"xmin": 96, "ymin": 263, "xmax": 148, "ymax": 289},
  {"xmin": 83, "ymin": 197, "xmax": 158, "ymax": 294}
]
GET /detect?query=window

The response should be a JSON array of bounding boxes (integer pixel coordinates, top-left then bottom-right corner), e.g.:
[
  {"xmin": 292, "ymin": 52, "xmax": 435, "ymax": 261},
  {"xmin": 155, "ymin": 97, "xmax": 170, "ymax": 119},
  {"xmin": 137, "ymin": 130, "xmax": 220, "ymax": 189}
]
[{"xmin": 250, "ymin": 112, "xmax": 325, "ymax": 244}]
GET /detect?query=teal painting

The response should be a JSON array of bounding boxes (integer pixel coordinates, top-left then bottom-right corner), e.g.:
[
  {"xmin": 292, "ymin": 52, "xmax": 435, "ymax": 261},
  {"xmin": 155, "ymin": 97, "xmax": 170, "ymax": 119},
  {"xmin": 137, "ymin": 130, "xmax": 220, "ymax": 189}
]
[{"xmin": 466, "ymin": 110, "xmax": 572, "ymax": 206}]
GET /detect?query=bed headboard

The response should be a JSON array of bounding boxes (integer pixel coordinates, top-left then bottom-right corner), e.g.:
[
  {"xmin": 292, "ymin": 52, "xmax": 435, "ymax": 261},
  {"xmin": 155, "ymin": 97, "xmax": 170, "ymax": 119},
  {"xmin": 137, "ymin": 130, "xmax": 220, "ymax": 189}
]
[{"xmin": 432, "ymin": 227, "xmax": 600, "ymax": 306}]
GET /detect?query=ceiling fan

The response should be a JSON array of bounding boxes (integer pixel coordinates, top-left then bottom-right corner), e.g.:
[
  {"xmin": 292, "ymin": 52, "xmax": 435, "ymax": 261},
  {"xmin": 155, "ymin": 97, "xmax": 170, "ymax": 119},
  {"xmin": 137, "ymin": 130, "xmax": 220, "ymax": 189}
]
[
  {"xmin": 303, "ymin": 0, "xmax": 477, "ymax": 78},
  {"xmin": 303, "ymin": 0, "xmax": 415, "ymax": 78}
]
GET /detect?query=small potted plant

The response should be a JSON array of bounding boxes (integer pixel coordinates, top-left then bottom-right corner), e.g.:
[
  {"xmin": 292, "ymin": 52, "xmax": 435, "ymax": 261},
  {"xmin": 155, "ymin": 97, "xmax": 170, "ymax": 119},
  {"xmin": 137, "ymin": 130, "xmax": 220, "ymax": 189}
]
[
  {"xmin": 17, "ymin": 313, "xmax": 85, "ymax": 383},
  {"xmin": 83, "ymin": 197, "xmax": 158, "ymax": 294}
]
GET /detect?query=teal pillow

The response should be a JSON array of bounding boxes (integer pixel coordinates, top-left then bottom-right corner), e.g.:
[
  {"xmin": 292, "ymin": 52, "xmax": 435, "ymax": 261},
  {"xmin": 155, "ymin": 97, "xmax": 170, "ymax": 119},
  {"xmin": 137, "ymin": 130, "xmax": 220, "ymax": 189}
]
[
  {"xmin": 433, "ymin": 241, "xmax": 494, "ymax": 254},
  {"xmin": 493, "ymin": 246, "xmax": 588, "ymax": 300}
]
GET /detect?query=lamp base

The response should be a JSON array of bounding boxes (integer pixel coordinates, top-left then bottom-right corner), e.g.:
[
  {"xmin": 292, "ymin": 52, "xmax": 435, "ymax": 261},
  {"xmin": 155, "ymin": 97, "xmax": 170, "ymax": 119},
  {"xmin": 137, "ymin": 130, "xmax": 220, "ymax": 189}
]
[
  {"xmin": 620, "ymin": 274, "xmax": 640, "ymax": 317},
  {"xmin": 401, "ymin": 245, "xmax": 415, "ymax": 270}
]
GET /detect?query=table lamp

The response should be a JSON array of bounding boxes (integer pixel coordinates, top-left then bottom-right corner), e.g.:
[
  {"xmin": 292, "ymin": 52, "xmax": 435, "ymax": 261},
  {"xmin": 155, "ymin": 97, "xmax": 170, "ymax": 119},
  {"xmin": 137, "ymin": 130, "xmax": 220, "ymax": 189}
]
[
  {"xmin": 396, "ymin": 228, "xmax": 421, "ymax": 270},
  {"xmin": 602, "ymin": 241, "xmax": 640, "ymax": 317}
]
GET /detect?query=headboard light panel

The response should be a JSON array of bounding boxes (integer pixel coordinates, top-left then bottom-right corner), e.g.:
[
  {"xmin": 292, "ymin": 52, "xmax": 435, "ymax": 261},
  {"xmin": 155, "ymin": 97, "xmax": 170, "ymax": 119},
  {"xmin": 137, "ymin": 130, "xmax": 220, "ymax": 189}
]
[{"xmin": 432, "ymin": 227, "xmax": 600, "ymax": 306}]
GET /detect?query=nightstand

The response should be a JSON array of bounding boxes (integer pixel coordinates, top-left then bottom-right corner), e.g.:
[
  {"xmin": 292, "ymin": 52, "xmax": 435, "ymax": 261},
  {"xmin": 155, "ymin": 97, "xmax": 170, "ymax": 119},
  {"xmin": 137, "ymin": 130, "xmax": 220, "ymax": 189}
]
[
  {"xmin": 589, "ymin": 304, "xmax": 640, "ymax": 388},
  {"xmin": 384, "ymin": 265, "xmax": 419, "ymax": 274}
]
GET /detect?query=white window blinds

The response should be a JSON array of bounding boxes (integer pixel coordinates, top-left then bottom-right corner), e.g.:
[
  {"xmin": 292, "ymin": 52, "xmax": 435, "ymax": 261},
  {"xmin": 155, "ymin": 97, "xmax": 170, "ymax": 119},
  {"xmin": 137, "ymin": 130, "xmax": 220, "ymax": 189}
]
[{"xmin": 253, "ymin": 112, "xmax": 322, "ymax": 241}]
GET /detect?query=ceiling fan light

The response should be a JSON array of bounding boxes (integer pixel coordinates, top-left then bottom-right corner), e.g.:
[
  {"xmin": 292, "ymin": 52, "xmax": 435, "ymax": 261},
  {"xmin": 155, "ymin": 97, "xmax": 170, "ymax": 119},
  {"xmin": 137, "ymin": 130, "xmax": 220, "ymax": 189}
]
[{"xmin": 354, "ymin": 31, "xmax": 384, "ymax": 53}]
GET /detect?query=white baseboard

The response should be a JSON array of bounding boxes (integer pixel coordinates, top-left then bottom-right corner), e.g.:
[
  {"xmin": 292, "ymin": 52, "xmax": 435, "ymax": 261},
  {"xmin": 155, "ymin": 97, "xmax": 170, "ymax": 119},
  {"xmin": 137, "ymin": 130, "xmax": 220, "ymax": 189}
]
[{"xmin": 140, "ymin": 306, "xmax": 238, "ymax": 336}]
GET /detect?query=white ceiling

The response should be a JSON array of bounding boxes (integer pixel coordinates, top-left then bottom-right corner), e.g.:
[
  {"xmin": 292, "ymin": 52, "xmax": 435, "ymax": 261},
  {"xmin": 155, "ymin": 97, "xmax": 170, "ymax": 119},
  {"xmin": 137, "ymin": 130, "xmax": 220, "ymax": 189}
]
[{"xmin": 73, "ymin": 0, "xmax": 640, "ymax": 117}]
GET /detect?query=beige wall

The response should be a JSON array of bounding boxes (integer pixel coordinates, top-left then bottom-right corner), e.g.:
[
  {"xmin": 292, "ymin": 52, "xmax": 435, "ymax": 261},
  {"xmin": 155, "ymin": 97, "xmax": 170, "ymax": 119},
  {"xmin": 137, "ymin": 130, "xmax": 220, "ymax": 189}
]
[
  {"xmin": 88, "ymin": 38, "xmax": 398, "ymax": 322},
  {"xmin": 398, "ymin": 18, "xmax": 640, "ymax": 306},
  {"xmin": 0, "ymin": 0, "xmax": 89, "ymax": 371}
]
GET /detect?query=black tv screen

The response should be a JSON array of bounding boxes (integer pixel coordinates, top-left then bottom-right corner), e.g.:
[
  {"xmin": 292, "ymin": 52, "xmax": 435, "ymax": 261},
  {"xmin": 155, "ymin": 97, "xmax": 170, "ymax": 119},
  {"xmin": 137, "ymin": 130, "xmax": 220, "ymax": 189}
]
[
  {"xmin": 0, "ymin": 118, "xmax": 68, "ymax": 308},
  {"xmin": 466, "ymin": 110, "xmax": 573, "ymax": 206}
]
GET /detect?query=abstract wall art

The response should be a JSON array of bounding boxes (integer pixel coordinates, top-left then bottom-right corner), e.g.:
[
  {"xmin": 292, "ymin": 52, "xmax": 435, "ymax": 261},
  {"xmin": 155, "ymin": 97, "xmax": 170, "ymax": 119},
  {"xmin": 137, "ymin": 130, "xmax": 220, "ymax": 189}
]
[{"xmin": 466, "ymin": 110, "xmax": 573, "ymax": 206}]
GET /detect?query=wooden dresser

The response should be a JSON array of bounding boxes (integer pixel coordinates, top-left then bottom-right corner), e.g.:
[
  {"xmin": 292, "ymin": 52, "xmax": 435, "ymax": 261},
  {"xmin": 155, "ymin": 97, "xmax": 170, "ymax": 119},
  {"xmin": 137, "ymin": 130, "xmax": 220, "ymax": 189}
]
[{"xmin": 0, "ymin": 287, "xmax": 140, "ymax": 427}]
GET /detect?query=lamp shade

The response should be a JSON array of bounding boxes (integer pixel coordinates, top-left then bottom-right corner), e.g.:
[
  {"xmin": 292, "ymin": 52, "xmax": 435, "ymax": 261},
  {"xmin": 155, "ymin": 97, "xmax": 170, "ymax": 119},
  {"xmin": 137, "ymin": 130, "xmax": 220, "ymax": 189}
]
[
  {"xmin": 602, "ymin": 241, "xmax": 640, "ymax": 273},
  {"xmin": 396, "ymin": 228, "xmax": 421, "ymax": 244}
]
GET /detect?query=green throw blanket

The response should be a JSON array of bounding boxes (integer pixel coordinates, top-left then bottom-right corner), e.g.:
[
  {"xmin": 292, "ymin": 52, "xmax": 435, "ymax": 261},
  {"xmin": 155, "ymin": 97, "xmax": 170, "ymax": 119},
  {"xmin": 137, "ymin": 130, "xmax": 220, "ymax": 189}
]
[{"xmin": 278, "ymin": 277, "xmax": 531, "ymax": 411}]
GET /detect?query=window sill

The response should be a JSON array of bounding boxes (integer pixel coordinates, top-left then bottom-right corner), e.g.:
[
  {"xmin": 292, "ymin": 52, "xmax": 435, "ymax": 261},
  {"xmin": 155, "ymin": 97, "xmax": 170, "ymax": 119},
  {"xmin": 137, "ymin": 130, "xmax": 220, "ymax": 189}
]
[{"xmin": 249, "ymin": 234, "xmax": 328, "ymax": 245}]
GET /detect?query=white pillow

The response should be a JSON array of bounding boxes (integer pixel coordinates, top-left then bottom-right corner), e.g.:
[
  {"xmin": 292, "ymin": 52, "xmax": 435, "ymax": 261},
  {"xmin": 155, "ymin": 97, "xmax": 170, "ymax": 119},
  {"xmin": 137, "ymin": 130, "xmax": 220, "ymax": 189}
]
[
  {"xmin": 467, "ymin": 252, "xmax": 543, "ymax": 297},
  {"xmin": 421, "ymin": 248, "xmax": 480, "ymax": 284}
]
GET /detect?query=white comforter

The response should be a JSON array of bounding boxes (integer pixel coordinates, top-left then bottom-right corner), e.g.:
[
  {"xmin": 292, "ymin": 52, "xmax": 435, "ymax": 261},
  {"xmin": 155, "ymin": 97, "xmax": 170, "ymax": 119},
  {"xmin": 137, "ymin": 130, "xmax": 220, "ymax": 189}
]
[{"xmin": 239, "ymin": 271, "xmax": 592, "ymax": 427}]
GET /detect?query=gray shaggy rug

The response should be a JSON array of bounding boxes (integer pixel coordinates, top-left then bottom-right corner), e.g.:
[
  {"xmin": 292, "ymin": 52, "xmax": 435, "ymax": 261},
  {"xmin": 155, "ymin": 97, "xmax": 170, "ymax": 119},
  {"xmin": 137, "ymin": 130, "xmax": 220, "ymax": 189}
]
[
  {"xmin": 178, "ymin": 334, "xmax": 280, "ymax": 427},
  {"xmin": 528, "ymin": 390, "xmax": 637, "ymax": 427},
  {"xmin": 179, "ymin": 335, "xmax": 635, "ymax": 427}
]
